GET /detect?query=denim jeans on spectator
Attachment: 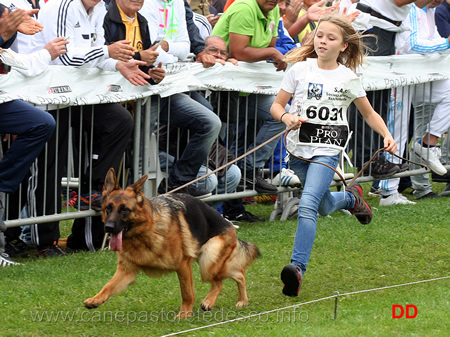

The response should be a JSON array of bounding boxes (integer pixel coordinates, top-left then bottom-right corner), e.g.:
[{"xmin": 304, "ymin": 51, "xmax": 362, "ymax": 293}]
[
  {"xmin": 159, "ymin": 152, "xmax": 241, "ymax": 210},
  {"xmin": 158, "ymin": 93, "xmax": 221, "ymax": 186},
  {"xmin": 288, "ymin": 154, "xmax": 355, "ymax": 274},
  {"xmin": 197, "ymin": 164, "xmax": 241, "ymax": 210},
  {"xmin": 230, "ymin": 94, "xmax": 286, "ymax": 170}
]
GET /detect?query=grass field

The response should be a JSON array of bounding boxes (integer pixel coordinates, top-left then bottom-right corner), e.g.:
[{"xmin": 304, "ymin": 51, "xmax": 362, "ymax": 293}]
[{"xmin": 1, "ymin": 182, "xmax": 449, "ymax": 337}]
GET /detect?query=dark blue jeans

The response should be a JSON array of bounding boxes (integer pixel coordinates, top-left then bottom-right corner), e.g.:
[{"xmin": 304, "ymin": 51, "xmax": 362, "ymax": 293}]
[{"xmin": 0, "ymin": 100, "xmax": 55, "ymax": 193}]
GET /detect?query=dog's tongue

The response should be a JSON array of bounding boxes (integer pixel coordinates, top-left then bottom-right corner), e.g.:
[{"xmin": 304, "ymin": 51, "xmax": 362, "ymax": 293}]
[{"xmin": 110, "ymin": 231, "xmax": 123, "ymax": 251}]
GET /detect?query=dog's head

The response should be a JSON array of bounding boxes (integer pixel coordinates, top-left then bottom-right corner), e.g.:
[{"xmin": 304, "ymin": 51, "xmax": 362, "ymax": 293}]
[{"xmin": 102, "ymin": 168, "xmax": 148, "ymax": 251}]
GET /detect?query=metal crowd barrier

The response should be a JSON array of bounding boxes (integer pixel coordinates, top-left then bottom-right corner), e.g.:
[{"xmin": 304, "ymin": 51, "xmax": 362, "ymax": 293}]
[{"xmin": 2, "ymin": 57, "xmax": 450, "ymax": 228}]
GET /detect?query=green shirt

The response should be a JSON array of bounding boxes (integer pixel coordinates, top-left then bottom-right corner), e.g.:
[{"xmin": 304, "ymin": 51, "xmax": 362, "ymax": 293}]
[{"xmin": 212, "ymin": 0, "xmax": 280, "ymax": 48}]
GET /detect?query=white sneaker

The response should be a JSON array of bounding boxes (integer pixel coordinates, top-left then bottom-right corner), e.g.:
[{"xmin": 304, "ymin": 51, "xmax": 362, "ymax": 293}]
[
  {"xmin": 379, "ymin": 193, "xmax": 416, "ymax": 206},
  {"xmin": 271, "ymin": 168, "xmax": 301, "ymax": 187},
  {"xmin": 333, "ymin": 167, "xmax": 354, "ymax": 181},
  {"xmin": 411, "ymin": 141, "xmax": 447, "ymax": 176},
  {"xmin": 0, "ymin": 252, "xmax": 20, "ymax": 267}
]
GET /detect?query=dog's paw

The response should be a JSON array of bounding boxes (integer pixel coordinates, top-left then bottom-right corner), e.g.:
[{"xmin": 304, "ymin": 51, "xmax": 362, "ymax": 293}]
[
  {"xmin": 235, "ymin": 299, "xmax": 248, "ymax": 308},
  {"xmin": 84, "ymin": 298, "xmax": 101, "ymax": 309},
  {"xmin": 200, "ymin": 301, "xmax": 213, "ymax": 311}
]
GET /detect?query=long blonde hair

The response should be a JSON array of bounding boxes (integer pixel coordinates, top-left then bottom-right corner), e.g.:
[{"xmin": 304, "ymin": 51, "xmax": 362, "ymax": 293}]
[{"xmin": 285, "ymin": 13, "xmax": 369, "ymax": 72}]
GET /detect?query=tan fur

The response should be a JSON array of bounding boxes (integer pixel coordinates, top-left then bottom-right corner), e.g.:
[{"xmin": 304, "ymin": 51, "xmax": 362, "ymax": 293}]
[{"xmin": 84, "ymin": 168, "xmax": 259, "ymax": 318}]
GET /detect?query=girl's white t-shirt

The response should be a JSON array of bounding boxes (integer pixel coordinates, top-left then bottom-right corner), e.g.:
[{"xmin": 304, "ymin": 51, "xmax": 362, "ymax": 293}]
[{"xmin": 281, "ymin": 59, "xmax": 366, "ymax": 159}]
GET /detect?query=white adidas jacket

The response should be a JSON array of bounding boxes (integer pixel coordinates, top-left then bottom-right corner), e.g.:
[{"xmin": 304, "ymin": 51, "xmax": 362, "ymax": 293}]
[{"xmin": 30, "ymin": 0, "xmax": 116, "ymax": 71}]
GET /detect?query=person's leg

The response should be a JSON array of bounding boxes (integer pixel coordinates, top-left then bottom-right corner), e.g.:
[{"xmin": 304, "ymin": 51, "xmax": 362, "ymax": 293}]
[
  {"xmin": 0, "ymin": 100, "xmax": 55, "ymax": 193},
  {"xmin": 81, "ymin": 103, "xmax": 134, "ymax": 192},
  {"xmin": 411, "ymin": 80, "xmax": 450, "ymax": 198},
  {"xmin": 241, "ymin": 94, "xmax": 286, "ymax": 169},
  {"xmin": 30, "ymin": 108, "xmax": 68, "ymax": 254},
  {"xmin": 160, "ymin": 93, "xmax": 221, "ymax": 185},
  {"xmin": 288, "ymin": 155, "xmax": 353, "ymax": 274}
]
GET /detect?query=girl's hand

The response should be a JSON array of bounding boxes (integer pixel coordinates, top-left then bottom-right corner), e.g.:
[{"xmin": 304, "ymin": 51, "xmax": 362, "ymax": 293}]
[
  {"xmin": 282, "ymin": 114, "xmax": 307, "ymax": 130},
  {"xmin": 383, "ymin": 135, "xmax": 397, "ymax": 155}
]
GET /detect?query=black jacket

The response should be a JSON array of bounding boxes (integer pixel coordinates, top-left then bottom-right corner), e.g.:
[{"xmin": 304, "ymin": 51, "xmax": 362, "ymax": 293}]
[{"xmin": 103, "ymin": 0, "xmax": 156, "ymax": 84}]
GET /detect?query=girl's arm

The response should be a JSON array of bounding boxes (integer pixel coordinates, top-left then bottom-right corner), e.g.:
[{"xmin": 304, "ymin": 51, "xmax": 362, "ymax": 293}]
[
  {"xmin": 354, "ymin": 96, "xmax": 397, "ymax": 154},
  {"xmin": 270, "ymin": 89, "xmax": 307, "ymax": 129}
]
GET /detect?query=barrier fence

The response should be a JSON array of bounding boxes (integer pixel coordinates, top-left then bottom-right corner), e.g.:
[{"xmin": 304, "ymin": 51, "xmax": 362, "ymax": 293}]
[{"xmin": 1, "ymin": 54, "xmax": 449, "ymax": 228}]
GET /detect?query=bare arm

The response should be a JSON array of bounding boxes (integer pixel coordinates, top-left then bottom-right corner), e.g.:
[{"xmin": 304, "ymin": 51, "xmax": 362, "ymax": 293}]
[
  {"xmin": 354, "ymin": 96, "xmax": 397, "ymax": 154},
  {"xmin": 229, "ymin": 33, "xmax": 286, "ymax": 71},
  {"xmin": 271, "ymin": 89, "xmax": 306, "ymax": 129}
]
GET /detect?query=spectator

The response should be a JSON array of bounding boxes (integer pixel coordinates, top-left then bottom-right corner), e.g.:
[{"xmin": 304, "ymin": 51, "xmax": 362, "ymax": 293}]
[
  {"xmin": 28, "ymin": 0, "xmax": 150, "ymax": 255},
  {"xmin": 0, "ymin": 7, "xmax": 56, "ymax": 265},
  {"xmin": 271, "ymin": 13, "xmax": 396, "ymax": 297},
  {"xmin": 195, "ymin": 34, "xmax": 265, "ymax": 222},
  {"xmin": 381, "ymin": 0, "xmax": 450, "ymax": 204},
  {"xmin": 349, "ymin": 0, "xmax": 416, "ymax": 196},
  {"xmin": 111, "ymin": 0, "xmax": 222, "ymax": 198},
  {"xmin": 434, "ymin": 0, "xmax": 450, "ymax": 197},
  {"xmin": 211, "ymin": 0, "xmax": 288, "ymax": 194}
]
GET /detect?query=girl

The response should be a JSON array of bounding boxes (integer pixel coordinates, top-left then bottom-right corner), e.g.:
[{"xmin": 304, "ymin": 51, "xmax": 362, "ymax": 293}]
[{"xmin": 270, "ymin": 13, "xmax": 397, "ymax": 297}]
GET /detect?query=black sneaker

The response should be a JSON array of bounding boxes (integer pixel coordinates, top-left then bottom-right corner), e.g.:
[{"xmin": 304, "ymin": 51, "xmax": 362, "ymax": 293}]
[
  {"xmin": 432, "ymin": 170, "xmax": 450, "ymax": 183},
  {"xmin": 35, "ymin": 244, "xmax": 68, "ymax": 258},
  {"xmin": 416, "ymin": 191, "xmax": 438, "ymax": 200},
  {"xmin": 364, "ymin": 157, "xmax": 400, "ymax": 179},
  {"xmin": 347, "ymin": 183, "xmax": 372, "ymax": 224},
  {"xmin": 5, "ymin": 239, "xmax": 30, "ymax": 258},
  {"xmin": 157, "ymin": 178, "xmax": 212, "ymax": 199},
  {"xmin": 241, "ymin": 170, "xmax": 278, "ymax": 194},
  {"xmin": 224, "ymin": 211, "xmax": 265, "ymax": 223},
  {"xmin": 281, "ymin": 264, "xmax": 303, "ymax": 297}
]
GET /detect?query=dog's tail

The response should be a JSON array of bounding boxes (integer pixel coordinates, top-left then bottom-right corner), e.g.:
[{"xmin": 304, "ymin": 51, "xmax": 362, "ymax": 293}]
[{"xmin": 237, "ymin": 239, "xmax": 261, "ymax": 266}]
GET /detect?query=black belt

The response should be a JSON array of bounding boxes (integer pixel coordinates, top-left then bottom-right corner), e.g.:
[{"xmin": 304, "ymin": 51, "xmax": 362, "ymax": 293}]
[{"xmin": 356, "ymin": 3, "xmax": 402, "ymax": 27}]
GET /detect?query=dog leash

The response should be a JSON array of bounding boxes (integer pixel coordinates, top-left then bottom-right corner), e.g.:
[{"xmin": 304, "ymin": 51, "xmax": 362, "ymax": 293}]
[
  {"xmin": 282, "ymin": 130, "xmax": 428, "ymax": 187},
  {"xmin": 166, "ymin": 121, "xmax": 303, "ymax": 194},
  {"xmin": 167, "ymin": 121, "xmax": 427, "ymax": 193}
]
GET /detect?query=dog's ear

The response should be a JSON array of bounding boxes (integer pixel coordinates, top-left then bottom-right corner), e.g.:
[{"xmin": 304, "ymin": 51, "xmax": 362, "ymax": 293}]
[
  {"xmin": 104, "ymin": 168, "xmax": 120, "ymax": 194},
  {"xmin": 131, "ymin": 174, "xmax": 148, "ymax": 205}
]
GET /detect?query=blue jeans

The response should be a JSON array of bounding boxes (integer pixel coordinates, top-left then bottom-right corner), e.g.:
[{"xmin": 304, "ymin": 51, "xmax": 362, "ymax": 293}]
[
  {"xmin": 288, "ymin": 155, "xmax": 356, "ymax": 274},
  {"xmin": 230, "ymin": 94, "xmax": 286, "ymax": 170},
  {"xmin": 158, "ymin": 93, "xmax": 221, "ymax": 185},
  {"xmin": 197, "ymin": 164, "xmax": 241, "ymax": 210},
  {"xmin": 159, "ymin": 152, "xmax": 241, "ymax": 210},
  {"xmin": 0, "ymin": 100, "xmax": 55, "ymax": 193}
]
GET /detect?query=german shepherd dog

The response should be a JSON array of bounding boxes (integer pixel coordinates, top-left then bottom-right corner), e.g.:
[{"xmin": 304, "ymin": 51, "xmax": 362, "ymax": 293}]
[{"xmin": 84, "ymin": 168, "xmax": 260, "ymax": 318}]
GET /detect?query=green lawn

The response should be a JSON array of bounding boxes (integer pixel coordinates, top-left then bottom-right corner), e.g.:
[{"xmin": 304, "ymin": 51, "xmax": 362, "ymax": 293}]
[{"xmin": 1, "ymin": 182, "xmax": 448, "ymax": 336}]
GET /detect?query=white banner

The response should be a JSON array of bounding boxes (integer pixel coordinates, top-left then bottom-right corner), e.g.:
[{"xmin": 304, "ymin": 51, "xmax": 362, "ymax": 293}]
[{"xmin": 0, "ymin": 54, "xmax": 449, "ymax": 106}]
